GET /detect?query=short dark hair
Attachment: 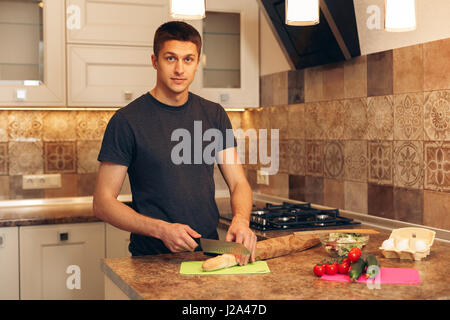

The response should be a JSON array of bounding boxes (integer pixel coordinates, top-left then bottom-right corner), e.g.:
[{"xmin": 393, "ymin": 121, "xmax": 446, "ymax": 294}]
[{"xmin": 153, "ymin": 21, "xmax": 202, "ymax": 58}]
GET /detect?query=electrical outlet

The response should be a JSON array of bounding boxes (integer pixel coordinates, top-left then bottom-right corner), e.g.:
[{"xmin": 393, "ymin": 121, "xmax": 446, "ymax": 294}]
[
  {"xmin": 22, "ymin": 174, "xmax": 62, "ymax": 190},
  {"xmin": 256, "ymin": 170, "xmax": 269, "ymax": 185}
]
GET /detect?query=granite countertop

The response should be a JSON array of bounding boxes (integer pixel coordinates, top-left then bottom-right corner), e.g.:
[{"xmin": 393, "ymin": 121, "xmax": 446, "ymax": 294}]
[{"xmin": 100, "ymin": 227, "xmax": 450, "ymax": 300}]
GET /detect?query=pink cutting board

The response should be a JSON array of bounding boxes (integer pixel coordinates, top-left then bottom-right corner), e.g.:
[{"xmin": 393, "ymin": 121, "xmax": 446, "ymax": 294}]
[{"xmin": 321, "ymin": 267, "xmax": 421, "ymax": 285}]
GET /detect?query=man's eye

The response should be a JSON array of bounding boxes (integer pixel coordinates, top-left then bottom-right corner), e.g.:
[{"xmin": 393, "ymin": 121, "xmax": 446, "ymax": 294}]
[
  {"xmin": 185, "ymin": 58, "xmax": 192, "ymax": 62},
  {"xmin": 167, "ymin": 57, "xmax": 175, "ymax": 61}
]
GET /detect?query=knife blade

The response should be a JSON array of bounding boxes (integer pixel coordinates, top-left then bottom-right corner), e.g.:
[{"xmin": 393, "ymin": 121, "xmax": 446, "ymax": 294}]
[{"xmin": 200, "ymin": 238, "xmax": 251, "ymax": 256}]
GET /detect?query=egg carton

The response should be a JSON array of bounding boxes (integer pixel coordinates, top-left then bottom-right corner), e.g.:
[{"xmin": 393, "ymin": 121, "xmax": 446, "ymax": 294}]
[{"xmin": 379, "ymin": 227, "xmax": 436, "ymax": 261}]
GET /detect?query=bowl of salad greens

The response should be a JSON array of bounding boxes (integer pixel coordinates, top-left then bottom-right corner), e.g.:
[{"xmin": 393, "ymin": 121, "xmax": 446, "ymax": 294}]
[{"xmin": 319, "ymin": 233, "xmax": 369, "ymax": 257}]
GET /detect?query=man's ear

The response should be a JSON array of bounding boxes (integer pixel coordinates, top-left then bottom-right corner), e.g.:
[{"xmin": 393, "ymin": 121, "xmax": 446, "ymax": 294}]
[{"xmin": 151, "ymin": 54, "xmax": 158, "ymax": 69}]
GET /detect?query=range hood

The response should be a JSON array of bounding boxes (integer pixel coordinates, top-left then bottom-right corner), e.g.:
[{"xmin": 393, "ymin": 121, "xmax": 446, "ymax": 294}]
[{"xmin": 258, "ymin": 0, "xmax": 361, "ymax": 69}]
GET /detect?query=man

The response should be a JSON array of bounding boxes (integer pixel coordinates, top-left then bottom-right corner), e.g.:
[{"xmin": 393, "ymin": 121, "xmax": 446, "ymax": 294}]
[{"xmin": 93, "ymin": 21, "xmax": 256, "ymax": 265}]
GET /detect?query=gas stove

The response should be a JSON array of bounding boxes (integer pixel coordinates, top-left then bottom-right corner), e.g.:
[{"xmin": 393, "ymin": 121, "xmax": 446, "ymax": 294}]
[{"xmin": 221, "ymin": 201, "xmax": 360, "ymax": 231}]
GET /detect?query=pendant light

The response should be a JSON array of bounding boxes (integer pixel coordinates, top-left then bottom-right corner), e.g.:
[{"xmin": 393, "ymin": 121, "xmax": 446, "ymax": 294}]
[
  {"xmin": 385, "ymin": 0, "xmax": 417, "ymax": 32},
  {"xmin": 170, "ymin": 0, "xmax": 206, "ymax": 20},
  {"xmin": 285, "ymin": 0, "xmax": 320, "ymax": 26}
]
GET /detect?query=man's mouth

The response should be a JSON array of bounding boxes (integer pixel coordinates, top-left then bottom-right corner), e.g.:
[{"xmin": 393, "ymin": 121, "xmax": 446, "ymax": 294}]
[{"xmin": 171, "ymin": 78, "xmax": 186, "ymax": 84}]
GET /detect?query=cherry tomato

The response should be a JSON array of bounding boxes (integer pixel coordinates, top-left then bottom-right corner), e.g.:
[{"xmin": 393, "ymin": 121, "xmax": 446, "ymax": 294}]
[
  {"xmin": 338, "ymin": 261, "xmax": 350, "ymax": 274},
  {"xmin": 325, "ymin": 263, "xmax": 338, "ymax": 275},
  {"xmin": 347, "ymin": 247, "xmax": 362, "ymax": 263},
  {"xmin": 341, "ymin": 257, "xmax": 350, "ymax": 265},
  {"xmin": 313, "ymin": 264, "xmax": 325, "ymax": 277}
]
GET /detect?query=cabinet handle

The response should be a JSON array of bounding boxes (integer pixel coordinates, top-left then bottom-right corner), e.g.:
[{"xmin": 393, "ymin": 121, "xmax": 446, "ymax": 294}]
[
  {"xmin": 124, "ymin": 91, "xmax": 133, "ymax": 100},
  {"xmin": 0, "ymin": 233, "xmax": 4, "ymax": 247},
  {"xmin": 59, "ymin": 232, "xmax": 69, "ymax": 241}
]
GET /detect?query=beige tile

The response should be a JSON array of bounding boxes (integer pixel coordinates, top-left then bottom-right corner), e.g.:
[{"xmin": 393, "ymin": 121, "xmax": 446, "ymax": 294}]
[
  {"xmin": 344, "ymin": 56, "xmax": 367, "ymax": 99},
  {"xmin": 76, "ymin": 111, "xmax": 112, "ymax": 141},
  {"xmin": 44, "ymin": 173, "xmax": 78, "ymax": 198},
  {"xmin": 287, "ymin": 104, "xmax": 305, "ymax": 140},
  {"xmin": 0, "ymin": 176, "xmax": 10, "ymax": 200},
  {"xmin": 424, "ymin": 90, "xmax": 450, "ymax": 141},
  {"xmin": 9, "ymin": 175, "xmax": 44, "ymax": 199},
  {"xmin": 260, "ymin": 74, "xmax": 274, "ymax": 107},
  {"xmin": 226, "ymin": 111, "xmax": 241, "ymax": 130},
  {"xmin": 304, "ymin": 176, "xmax": 324, "ymax": 205},
  {"xmin": 393, "ymin": 187, "xmax": 423, "ymax": 225},
  {"xmin": 42, "ymin": 111, "xmax": 77, "ymax": 141},
  {"xmin": 77, "ymin": 140, "xmax": 102, "ymax": 173},
  {"xmin": 324, "ymin": 178, "xmax": 345, "ymax": 209},
  {"xmin": 270, "ymin": 106, "xmax": 288, "ymax": 140},
  {"xmin": 367, "ymin": 50, "xmax": 393, "ymax": 97},
  {"xmin": 240, "ymin": 109, "xmax": 256, "ymax": 131},
  {"xmin": 423, "ymin": 38, "xmax": 450, "ymax": 91},
  {"xmin": 344, "ymin": 140, "xmax": 368, "ymax": 182},
  {"xmin": 254, "ymin": 107, "xmax": 271, "ymax": 132},
  {"xmin": 44, "ymin": 142, "xmax": 77, "ymax": 173},
  {"xmin": 8, "ymin": 111, "xmax": 43, "ymax": 141},
  {"xmin": 305, "ymin": 140, "xmax": 324, "ymax": 177},
  {"xmin": 0, "ymin": 112, "xmax": 8, "ymax": 142},
  {"xmin": 324, "ymin": 100, "xmax": 345, "ymax": 140},
  {"xmin": 77, "ymin": 173, "xmax": 97, "ymax": 196},
  {"xmin": 275, "ymin": 139, "xmax": 289, "ymax": 174},
  {"xmin": 393, "ymin": 44, "xmax": 424, "ymax": 94},
  {"xmin": 344, "ymin": 98, "xmax": 368, "ymax": 140},
  {"xmin": 305, "ymin": 65, "xmax": 323, "ymax": 102},
  {"xmin": 259, "ymin": 173, "xmax": 289, "ymax": 198},
  {"xmin": 393, "ymin": 141, "xmax": 424, "ymax": 189},
  {"xmin": 304, "ymin": 102, "xmax": 326, "ymax": 140},
  {"xmin": 272, "ymin": 72, "xmax": 289, "ymax": 106},
  {"xmin": 323, "ymin": 62, "xmax": 345, "ymax": 101},
  {"xmin": 367, "ymin": 95, "xmax": 394, "ymax": 140},
  {"xmin": 393, "ymin": 93, "xmax": 424, "ymax": 140},
  {"xmin": 8, "ymin": 141, "xmax": 43, "ymax": 175},
  {"xmin": 423, "ymin": 190, "xmax": 450, "ymax": 230},
  {"xmin": 288, "ymin": 139, "xmax": 305, "ymax": 176},
  {"xmin": 424, "ymin": 141, "xmax": 450, "ymax": 192},
  {"xmin": 323, "ymin": 140, "xmax": 344, "ymax": 180},
  {"xmin": 368, "ymin": 141, "xmax": 393, "ymax": 186},
  {"xmin": 0, "ymin": 142, "xmax": 7, "ymax": 175},
  {"xmin": 344, "ymin": 181, "xmax": 368, "ymax": 214}
]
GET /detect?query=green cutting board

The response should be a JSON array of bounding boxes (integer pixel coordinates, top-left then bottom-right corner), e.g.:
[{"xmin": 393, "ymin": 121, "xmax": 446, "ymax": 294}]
[{"xmin": 179, "ymin": 261, "xmax": 270, "ymax": 275}]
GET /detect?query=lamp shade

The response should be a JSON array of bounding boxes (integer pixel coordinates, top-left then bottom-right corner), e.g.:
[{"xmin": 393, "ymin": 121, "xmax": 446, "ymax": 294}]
[
  {"xmin": 385, "ymin": 0, "xmax": 416, "ymax": 32},
  {"xmin": 285, "ymin": 0, "xmax": 320, "ymax": 26},
  {"xmin": 170, "ymin": 0, "xmax": 205, "ymax": 20}
]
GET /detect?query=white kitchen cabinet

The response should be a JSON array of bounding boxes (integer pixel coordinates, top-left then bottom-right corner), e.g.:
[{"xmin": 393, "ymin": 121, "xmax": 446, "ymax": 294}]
[
  {"xmin": 66, "ymin": 0, "xmax": 169, "ymax": 46},
  {"xmin": 0, "ymin": 0, "xmax": 65, "ymax": 107},
  {"xmin": 67, "ymin": 44, "xmax": 155, "ymax": 106},
  {"xmin": 105, "ymin": 223, "xmax": 131, "ymax": 258},
  {"xmin": 0, "ymin": 227, "xmax": 20, "ymax": 300},
  {"xmin": 189, "ymin": 0, "xmax": 260, "ymax": 108},
  {"xmin": 19, "ymin": 222, "xmax": 105, "ymax": 300}
]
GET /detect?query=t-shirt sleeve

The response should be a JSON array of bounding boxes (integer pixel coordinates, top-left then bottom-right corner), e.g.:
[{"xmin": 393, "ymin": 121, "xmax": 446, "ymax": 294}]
[
  {"xmin": 97, "ymin": 111, "xmax": 135, "ymax": 167},
  {"xmin": 217, "ymin": 105, "xmax": 237, "ymax": 151}
]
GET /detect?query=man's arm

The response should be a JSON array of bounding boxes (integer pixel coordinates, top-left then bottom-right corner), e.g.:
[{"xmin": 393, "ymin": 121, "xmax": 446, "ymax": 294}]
[
  {"xmin": 93, "ymin": 161, "xmax": 201, "ymax": 252},
  {"xmin": 217, "ymin": 147, "xmax": 256, "ymax": 265}
]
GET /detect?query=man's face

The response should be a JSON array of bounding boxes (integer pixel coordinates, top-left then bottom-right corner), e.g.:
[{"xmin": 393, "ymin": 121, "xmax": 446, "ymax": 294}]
[{"xmin": 152, "ymin": 40, "xmax": 200, "ymax": 95}]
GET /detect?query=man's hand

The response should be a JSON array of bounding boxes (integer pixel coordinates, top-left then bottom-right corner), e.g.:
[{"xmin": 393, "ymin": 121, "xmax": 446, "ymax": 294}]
[
  {"xmin": 225, "ymin": 216, "xmax": 257, "ymax": 266},
  {"xmin": 158, "ymin": 222, "xmax": 201, "ymax": 253}
]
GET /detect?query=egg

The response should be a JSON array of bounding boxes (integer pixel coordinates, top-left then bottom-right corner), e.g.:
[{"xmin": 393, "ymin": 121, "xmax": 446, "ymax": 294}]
[
  {"xmin": 396, "ymin": 238, "xmax": 410, "ymax": 251},
  {"xmin": 381, "ymin": 238, "xmax": 395, "ymax": 250},
  {"xmin": 414, "ymin": 239, "xmax": 428, "ymax": 252}
]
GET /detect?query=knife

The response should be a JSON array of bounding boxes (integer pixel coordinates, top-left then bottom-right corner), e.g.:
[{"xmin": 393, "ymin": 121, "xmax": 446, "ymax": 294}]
[{"xmin": 200, "ymin": 238, "xmax": 251, "ymax": 256}]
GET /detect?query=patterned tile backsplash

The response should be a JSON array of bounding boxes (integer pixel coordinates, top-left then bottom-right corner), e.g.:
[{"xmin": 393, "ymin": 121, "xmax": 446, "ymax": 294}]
[{"xmin": 252, "ymin": 37, "xmax": 450, "ymax": 231}]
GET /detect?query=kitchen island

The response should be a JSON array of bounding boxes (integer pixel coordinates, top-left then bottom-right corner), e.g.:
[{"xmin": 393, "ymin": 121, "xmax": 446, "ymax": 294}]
[{"xmin": 100, "ymin": 227, "xmax": 450, "ymax": 300}]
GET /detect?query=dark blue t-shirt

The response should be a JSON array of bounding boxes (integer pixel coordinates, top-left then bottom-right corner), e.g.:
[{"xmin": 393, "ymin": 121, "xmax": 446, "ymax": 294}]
[{"xmin": 97, "ymin": 91, "xmax": 236, "ymax": 256}]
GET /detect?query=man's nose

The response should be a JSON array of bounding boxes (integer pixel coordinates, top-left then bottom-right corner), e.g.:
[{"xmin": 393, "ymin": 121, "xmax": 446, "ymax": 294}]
[{"xmin": 174, "ymin": 60, "xmax": 184, "ymax": 74}]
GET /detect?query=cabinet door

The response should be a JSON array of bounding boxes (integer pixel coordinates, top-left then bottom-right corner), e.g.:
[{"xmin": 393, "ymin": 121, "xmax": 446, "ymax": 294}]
[
  {"xmin": 66, "ymin": 0, "xmax": 169, "ymax": 46},
  {"xmin": 0, "ymin": 227, "xmax": 19, "ymax": 300},
  {"xmin": 67, "ymin": 44, "xmax": 154, "ymax": 107},
  {"xmin": 189, "ymin": 0, "xmax": 259, "ymax": 108},
  {"xmin": 19, "ymin": 222, "xmax": 105, "ymax": 300},
  {"xmin": 0, "ymin": 0, "xmax": 65, "ymax": 106},
  {"xmin": 105, "ymin": 223, "xmax": 131, "ymax": 258}
]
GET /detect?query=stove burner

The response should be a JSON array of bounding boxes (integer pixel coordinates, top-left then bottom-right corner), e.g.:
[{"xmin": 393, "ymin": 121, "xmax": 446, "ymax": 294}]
[{"xmin": 245, "ymin": 201, "xmax": 360, "ymax": 231}]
